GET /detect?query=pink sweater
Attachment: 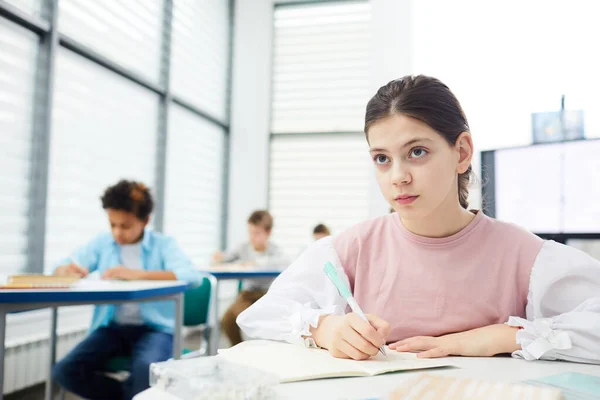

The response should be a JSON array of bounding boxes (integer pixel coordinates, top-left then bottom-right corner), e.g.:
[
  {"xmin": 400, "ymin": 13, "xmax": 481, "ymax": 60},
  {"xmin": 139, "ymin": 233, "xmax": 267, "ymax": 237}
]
[{"xmin": 333, "ymin": 211, "xmax": 544, "ymax": 342}]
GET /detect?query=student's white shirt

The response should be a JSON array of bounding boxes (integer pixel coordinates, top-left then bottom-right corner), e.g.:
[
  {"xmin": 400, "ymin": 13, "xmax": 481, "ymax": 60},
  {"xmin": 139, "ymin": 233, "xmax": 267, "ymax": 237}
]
[
  {"xmin": 237, "ymin": 236, "xmax": 600, "ymax": 364},
  {"xmin": 114, "ymin": 242, "xmax": 144, "ymax": 326}
]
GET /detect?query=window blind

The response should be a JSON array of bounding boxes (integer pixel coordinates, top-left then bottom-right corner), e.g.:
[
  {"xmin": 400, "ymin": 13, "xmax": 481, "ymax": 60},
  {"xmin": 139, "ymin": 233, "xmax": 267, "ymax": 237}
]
[
  {"xmin": 171, "ymin": 0, "xmax": 230, "ymax": 122},
  {"xmin": 269, "ymin": 133, "xmax": 371, "ymax": 257},
  {"xmin": 58, "ymin": 0, "xmax": 163, "ymax": 82},
  {"xmin": 44, "ymin": 48, "xmax": 159, "ymax": 272},
  {"xmin": 0, "ymin": 19, "xmax": 38, "ymax": 273},
  {"xmin": 163, "ymin": 104, "xmax": 225, "ymax": 266},
  {"xmin": 271, "ymin": 1, "xmax": 372, "ymax": 134}
]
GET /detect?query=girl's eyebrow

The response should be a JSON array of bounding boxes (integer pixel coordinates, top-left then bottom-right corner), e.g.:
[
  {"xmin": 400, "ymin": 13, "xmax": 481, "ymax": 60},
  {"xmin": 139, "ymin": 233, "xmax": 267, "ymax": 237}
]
[{"xmin": 370, "ymin": 137, "xmax": 431, "ymax": 153}]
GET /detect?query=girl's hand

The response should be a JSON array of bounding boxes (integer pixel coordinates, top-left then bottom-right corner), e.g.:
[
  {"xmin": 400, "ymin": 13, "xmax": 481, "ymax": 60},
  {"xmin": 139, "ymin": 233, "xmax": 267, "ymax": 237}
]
[
  {"xmin": 388, "ymin": 324, "xmax": 521, "ymax": 358},
  {"xmin": 311, "ymin": 313, "xmax": 391, "ymax": 360}
]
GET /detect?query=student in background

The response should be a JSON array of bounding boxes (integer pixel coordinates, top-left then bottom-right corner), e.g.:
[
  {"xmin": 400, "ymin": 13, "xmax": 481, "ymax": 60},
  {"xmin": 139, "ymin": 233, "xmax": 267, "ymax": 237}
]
[
  {"xmin": 312, "ymin": 223, "xmax": 331, "ymax": 241},
  {"xmin": 238, "ymin": 75, "xmax": 600, "ymax": 364},
  {"xmin": 52, "ymin": 180, "xmax": 199, "ymax": 400},
  {"xmin": 213, "ymin": 210, "xmax": 287, "ymax": 346}
]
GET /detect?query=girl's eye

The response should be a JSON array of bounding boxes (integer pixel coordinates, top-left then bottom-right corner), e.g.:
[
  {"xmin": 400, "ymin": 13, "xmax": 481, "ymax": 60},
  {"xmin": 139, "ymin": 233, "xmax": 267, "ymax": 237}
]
[
  {"xmin": 374, "ymin": 155, "xmax": 390, "ymax": 165},
  {"xmin": 409, "ymin": 148, "xmax": 428, "ymax": 159}
]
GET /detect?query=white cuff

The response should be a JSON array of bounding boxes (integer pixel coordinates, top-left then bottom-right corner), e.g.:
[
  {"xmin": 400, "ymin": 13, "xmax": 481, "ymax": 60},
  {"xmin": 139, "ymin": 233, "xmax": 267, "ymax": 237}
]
[
  {"xmin": 507, "ymin": 316, "xmax": 572, "ymax": 361},
  {"xmin": 287, "ymin": 303, "xmax": 345, "ymax": 344}
]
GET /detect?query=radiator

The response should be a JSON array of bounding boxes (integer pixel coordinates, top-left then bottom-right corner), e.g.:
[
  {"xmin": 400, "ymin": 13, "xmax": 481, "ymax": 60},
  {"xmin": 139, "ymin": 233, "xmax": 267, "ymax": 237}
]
[{"xmin": 3, "ymin": 329, "xmax": 87, "ymax": 394}]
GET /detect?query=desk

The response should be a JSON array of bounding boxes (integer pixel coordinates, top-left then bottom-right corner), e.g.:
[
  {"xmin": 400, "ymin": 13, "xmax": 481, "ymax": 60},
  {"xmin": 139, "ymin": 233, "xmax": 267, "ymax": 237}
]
[
  {"xmin": 197, "ymin": 267, "xmax": 282, "ymax": 355},
  {"xmin": 134, "ymin": 355, "xmax": 600, "ymax": 399},
  {"xmin": 0, "ymin": 280, "xmax": 188, "ymax": 400}
]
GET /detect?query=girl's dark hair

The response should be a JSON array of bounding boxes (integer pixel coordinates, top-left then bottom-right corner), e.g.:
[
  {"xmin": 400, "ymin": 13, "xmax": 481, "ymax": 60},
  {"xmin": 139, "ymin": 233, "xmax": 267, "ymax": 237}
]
[
  {"xmin": 101, "ymin": 180, "xmax": 154, "ymax": 220},
  {"xmin": 364, "ymin": 75, "xmax": 473, "ymax": 209}
]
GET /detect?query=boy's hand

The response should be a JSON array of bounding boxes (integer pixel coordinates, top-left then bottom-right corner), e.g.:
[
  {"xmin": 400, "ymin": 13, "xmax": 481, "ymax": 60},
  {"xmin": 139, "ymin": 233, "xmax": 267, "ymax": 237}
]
[
  {"xmin": 54, "ymin": 263, "xmax": 88, "ymax": 278},
  {"xmin": 389, "ymin": 324, "xmax": 521, "ymax": 358},
  {"xmin": 102, "ymin": 266, "xmax": 144, "ymax": 281},
  {"xmin": 311, "ymin": 313, "xmax": 390, "ymax": 360}
]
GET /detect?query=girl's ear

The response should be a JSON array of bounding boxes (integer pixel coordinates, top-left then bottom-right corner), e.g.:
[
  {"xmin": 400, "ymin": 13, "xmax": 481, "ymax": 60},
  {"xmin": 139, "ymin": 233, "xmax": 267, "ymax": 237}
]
[{"xmin": 455, "ymin": 132, "xmax": 473, "ymax": 174}]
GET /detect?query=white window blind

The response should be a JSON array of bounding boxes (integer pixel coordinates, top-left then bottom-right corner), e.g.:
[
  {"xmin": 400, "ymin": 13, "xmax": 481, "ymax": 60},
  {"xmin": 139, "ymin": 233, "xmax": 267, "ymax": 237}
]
[
  {"xmin": 3, "ymin": 0, "xmax": 44, "ymax": 19},
  {"xmin": 272, "ymin": 1, "xmax": 372, "ymax": 134},
  {"xmin": 58, "ymin": 0, "xmax": 163, "ymax": 82},
  {"xmin": 164, "ymin": 105, "xmax": 225, "ymax": 267},
  {"xmin": 269, "ymin": 134, "xmax": 371, "ymax": 257},
  {"xmin": 44, "ymin": 48, "xmax": 158, "ymax": 272},
  {"xmin": 171, "ymin": 0, "xmax": 230, "ymax": 122},
  {"xmin": 0, "ymin": 19, "xmax": 37, "ymax": 273},
  {"xmin": 269, "ymin": 2, "xmax": 374, "ymax": 257}
]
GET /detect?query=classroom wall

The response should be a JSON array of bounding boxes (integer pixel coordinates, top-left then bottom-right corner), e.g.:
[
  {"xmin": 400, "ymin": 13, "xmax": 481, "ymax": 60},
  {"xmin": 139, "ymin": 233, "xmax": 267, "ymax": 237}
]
[{"xmin": 410, "ymin": 0, "xmax": 600, "ymax": 208}]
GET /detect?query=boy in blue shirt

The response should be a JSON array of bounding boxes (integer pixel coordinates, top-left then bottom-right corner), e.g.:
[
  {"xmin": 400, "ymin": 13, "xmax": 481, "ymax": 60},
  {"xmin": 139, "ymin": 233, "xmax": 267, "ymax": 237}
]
[{"xmin": 52, "ymin": 180, "xmax": 199, "ymax": 400}]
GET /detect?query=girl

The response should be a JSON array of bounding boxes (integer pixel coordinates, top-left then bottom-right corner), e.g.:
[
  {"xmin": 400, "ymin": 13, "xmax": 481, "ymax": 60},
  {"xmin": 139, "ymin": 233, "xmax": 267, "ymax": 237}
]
[
  {"xmin": 238, "ymin": 75, "xmax": 600, "ymax": 364},
  {"xmin": 52, "ymin": 180, "xmax": 199, "ymax": 400}
]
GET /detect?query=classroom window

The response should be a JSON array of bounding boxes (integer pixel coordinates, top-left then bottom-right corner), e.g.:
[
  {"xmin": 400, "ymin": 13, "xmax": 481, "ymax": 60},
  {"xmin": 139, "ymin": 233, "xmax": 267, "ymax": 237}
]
[
  {"xmin": 0, "ymin": 0, "xmax": 233, "ymax": 273},
  {"xmin": 44, "ymin": 48, "xmax": 159, "ymax": 272},
  {"xmin": 269, "ymin": 1, "xmax": 373, "ymax": 256},
  {"xmin": 269, "ymin": 134, "xmax": 371, "ymax": 257},
  {"xmin": 171, "ymin": 0, "xmax": 230, "ymax": 123},
  {"xmin": 0, "ymin": 19, "xmax": 38, "ymax": 274},
  {"xmin": 163, "ymin": 104, "xmax": 226, "ymax": 266},
  {"xmin": 58, "ymin": 0, "xmax": 164, "ymax": 82},
  {"xmin": 271, "ymin": 0, "xmax": 372, "ymax": 134},
  {"xmin": 3, "ymin": 0, "xmax": 45, "ymax": 19}
]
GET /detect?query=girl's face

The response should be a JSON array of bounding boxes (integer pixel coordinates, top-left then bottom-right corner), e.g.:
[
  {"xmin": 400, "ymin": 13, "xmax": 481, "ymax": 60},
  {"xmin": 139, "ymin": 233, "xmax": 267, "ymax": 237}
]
[{"xmin": 368, "ymin": 114, "xmax": 472, "ymax": 222}]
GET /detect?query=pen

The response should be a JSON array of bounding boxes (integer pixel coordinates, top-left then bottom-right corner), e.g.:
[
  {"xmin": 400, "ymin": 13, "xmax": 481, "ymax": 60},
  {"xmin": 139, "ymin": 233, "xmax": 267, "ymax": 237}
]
[{"xmin": 323, "ymin": 261, "xmax": 387, "ymax": 357}]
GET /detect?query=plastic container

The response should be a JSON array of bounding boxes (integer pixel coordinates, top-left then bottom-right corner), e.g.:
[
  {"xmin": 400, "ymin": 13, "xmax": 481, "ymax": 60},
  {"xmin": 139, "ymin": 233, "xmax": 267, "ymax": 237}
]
[{"xmin": 149, "ymin": 357, "xmax": 279, "ymax": 400}]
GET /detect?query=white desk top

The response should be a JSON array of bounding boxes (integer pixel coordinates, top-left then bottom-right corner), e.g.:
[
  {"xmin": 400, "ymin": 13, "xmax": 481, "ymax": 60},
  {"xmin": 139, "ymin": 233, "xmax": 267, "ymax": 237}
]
[
  {"xmin": 134, "ymin": 355, "xmax": 600, "ymax": 399},
  {"xmin": 0, "ymin": 280, "xmax": 186, "ymax": 294},
  {"xmin": 199, "ymin": 265, "xmax": 285, "ymax": 273},
  {"xmin": 0, "ymin": 280, "xmax": 188, "ymax": 304}
]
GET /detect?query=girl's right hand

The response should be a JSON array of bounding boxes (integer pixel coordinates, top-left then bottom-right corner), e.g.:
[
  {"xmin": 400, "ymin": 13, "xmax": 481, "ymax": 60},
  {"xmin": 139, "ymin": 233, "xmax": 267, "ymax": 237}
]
[{"xmin": 311, "ymin": 313, "xmax": 390, "ymax": 360}]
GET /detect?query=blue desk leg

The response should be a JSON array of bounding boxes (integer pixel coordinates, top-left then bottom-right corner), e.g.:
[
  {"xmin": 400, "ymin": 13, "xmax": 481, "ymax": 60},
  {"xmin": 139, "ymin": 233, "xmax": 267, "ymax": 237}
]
[
  {"xmin": 0, "ymin": 310, "xmax": 5, "ymax": 400},
  {"xmin": 45, "ymin": 307, "xmax": 58, "ymax": 400},
  {"xmin": 174, "ymin": 294, "xmax": 183, "ymax": 359}
]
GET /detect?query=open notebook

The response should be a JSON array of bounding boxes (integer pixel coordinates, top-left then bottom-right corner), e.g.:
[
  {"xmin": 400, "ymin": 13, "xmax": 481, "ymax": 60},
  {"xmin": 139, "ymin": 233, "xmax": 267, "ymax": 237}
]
[{"xmin": 217, "ymin": 340, "xmax": 451, "ymax": 383}]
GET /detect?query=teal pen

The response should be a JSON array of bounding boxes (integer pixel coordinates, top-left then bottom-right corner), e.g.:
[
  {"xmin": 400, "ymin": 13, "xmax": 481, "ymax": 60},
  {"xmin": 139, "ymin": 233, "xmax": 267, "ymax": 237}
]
[{"xmin": 323, "ymin": 261, "xmax": 387, "ymax": 357}]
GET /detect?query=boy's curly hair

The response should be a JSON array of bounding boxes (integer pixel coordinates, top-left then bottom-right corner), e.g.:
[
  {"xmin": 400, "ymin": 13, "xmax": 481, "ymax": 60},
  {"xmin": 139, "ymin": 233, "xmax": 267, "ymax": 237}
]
[{"xmin": 101, "ymin": 180, "xmax": 153, "ymax": 220}]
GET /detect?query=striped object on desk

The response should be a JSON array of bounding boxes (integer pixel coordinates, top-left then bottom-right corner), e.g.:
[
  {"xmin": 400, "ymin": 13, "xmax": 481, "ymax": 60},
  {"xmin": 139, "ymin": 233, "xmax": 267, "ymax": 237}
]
[
  {"xmin": 524, "ymin": 373, "xmax": 600, "ymax": 400},
  {"xmin": 390, "ymin": 374, "xmax": 562, "ymax": 399},
  {"xmin": 1, "ymin": 275, "xmax": 80, "ymax": 289}
]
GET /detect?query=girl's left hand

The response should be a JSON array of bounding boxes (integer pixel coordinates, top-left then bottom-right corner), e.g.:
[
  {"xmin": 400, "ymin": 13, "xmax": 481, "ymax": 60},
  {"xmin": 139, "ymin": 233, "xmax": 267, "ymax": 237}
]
[{"xmin": 388, "ymin": 324, "xmax": 521, "ymax": 358}]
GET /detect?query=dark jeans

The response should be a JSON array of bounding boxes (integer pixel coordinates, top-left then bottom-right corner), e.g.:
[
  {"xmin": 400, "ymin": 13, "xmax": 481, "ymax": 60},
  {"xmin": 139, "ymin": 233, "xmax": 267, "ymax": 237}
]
[{"xmin": 52, "ymin": 324, "xmax": 173, "ymax": 400}]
